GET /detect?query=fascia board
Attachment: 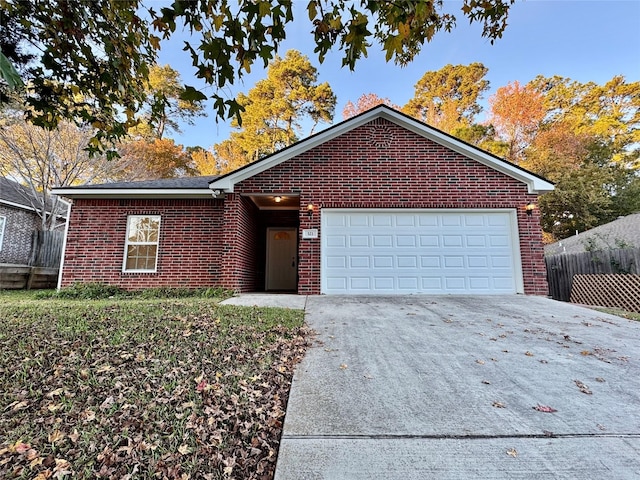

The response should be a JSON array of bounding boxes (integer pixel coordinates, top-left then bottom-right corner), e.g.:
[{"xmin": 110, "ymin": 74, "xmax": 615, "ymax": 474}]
[{"xmin": 51, "ymin": 188, "xmax": 214, "ymax": 199}]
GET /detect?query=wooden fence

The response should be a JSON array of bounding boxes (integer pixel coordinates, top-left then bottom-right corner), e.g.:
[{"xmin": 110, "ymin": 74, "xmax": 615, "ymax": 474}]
[
  {"xmin": 29, "ymin": 230, "xmax": 64, "ymax": 268},
  {"xmin": 545, "ymin": 248, "xmax": 640, "ymax": 302}
]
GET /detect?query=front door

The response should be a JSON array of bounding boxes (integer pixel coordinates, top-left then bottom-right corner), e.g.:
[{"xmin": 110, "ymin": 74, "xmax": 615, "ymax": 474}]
[{"xmin": 266, "ymin": 227, "xmax": 298, "ymax": 291}]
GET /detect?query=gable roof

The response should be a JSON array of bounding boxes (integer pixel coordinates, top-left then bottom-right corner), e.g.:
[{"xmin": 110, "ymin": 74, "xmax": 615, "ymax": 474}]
[
  {"xmin": 209, "ymin": 105, "xmax": 554, "ymax": 195},
  {"xmin": 52, "ymin": 176, "xmax": 220, "ymax": 199},
  {"xmin": 545, "ymin": 213, "xmax": 640, "ymax": 255}
]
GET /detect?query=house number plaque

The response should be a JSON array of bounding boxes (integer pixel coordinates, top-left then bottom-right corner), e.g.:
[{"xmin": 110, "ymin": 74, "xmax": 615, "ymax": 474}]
[{"xmin": 302, "ymin": 229, "xmax": 318, "ymax": 239}]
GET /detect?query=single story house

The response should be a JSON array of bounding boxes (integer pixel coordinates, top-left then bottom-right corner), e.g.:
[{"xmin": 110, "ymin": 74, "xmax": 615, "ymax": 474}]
[
  {"xmin": 545, "ymin": 212, "xmax": 640, "ymax": 255},
  {"xmin": 0, "ymin": 177, "xmax": 68, "ymax": 265},
  {"xmin": 53, "ymin": 106, "xmax": 554, "ymax": 295}
]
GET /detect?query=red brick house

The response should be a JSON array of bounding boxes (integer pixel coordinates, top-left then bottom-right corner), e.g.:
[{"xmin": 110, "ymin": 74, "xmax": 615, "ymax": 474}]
[{"xmin": 53, "ymin": 106, "xmax": 553, "ymax": 295}]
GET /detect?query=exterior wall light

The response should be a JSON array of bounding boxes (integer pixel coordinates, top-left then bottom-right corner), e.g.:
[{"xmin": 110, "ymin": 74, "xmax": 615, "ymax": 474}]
[
  {"xmin": 307, "ymin": 204, "xmax": 314, "ymax": 216},
  {"xmin": 526, "ymin": 202, "xmax": 536, "ymax": 216},
  {"xmin": 274, "ymin": 196, "xmax": 282, "ymax": 203}
]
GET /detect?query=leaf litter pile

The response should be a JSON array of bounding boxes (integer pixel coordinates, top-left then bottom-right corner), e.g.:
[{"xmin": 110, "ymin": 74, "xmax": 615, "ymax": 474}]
[{"xmin": 0, "ymin": 297, "xmax": 309, "ymax": 479}]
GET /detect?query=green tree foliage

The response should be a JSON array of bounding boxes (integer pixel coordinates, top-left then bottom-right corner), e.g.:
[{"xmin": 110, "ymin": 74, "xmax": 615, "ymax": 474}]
[
  {"xmin": 404, "ymin": 63, "xmax": 490, "ymax": 133},
  {"xmin": 133, "ymin": 64, "xmax": 205, "ymax": 140},
  {"xmin": 1, "ymin": 0, "xmax": 515, "ymax": 154},
  {"xmin": 521, "ymin": 75, "xmax": 640, "ymax": 240},
  {"xmin": 210, "ymin": 50, "xmax": 336, "ymax": 170}
]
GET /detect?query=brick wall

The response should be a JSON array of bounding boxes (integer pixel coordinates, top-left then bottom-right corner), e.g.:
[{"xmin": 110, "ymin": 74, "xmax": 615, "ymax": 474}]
[
  {"xmin": 0, "ymin": 205, "xmax": 39, "ymax": 264},
  {"xmin": 60, "ymin": 118, "xmax": 548, "ymax": 295},
  {"xmin": 61, "ymin": 198, "xmax": 224, "ymax": 289},
  {"xmin": 236, "ymin": 118, "xmax": 548, "ymax": 295}
]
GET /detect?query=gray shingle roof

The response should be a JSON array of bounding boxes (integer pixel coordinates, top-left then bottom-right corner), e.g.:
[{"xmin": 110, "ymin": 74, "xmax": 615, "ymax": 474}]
[
  {"xmin": 545, "ymin": 213, "xmax": 640, "ymax": 255},
  {"xmin": 68, "ymin": 176, "xmax": 219, "ymax": 190},
  {"xmin": 0, "ymin": 177, "xmax": 36, "ymax": 207},
  {"xmin": 1, "ymin": 177, "xmax": 67, "ymax": 216}
]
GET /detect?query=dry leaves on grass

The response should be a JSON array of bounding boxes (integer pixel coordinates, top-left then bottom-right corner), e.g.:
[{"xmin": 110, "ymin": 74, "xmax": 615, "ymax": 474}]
[{"xmin": 0, "ymin": 299, "xmax": 310, "ymax": 480}]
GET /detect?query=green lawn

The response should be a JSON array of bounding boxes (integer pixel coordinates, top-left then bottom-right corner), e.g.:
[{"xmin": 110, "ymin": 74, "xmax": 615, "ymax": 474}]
[
  {"xmin": 594, "ymin": 307, "xmax": 640, "ymax": 322},
  {"xmin": 0, "ymin": 289, "xmax": 309, "ymax": 479}
]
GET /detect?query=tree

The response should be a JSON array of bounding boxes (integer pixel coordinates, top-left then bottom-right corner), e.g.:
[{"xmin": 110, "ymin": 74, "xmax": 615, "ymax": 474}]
[
  {"xmin": 213, "ymin": 50, "xmax": 336, "ymax": 166},
  {"xmin": 404, "ymin": 63, "xmax": 490, "ymax": 133},
  {"xmin": 1, "ymin": 0, "xmax": 515, "ymax": 154},
  {"xmin": 117, "ymin": 138, "xmax": 198, "ymax": 180},
  {"xmin": 132, "ymin": 64, "xmax": 205, "ymax": 140},
  {"xmin": 342, "ymin": 93, "xmax": 399, "ymax": 119},
  {"xmin": 487, "ymin": 81, "xmax": 545, "ymax": 163},
  {"xmin": 190, "ymin": 146, "xmax": 218, "ymax": 176},
  {"xmin": 521, "ymin": 75, "xmax": 640, "ymax": 239},
  {"xmin": 0, "ymin": 109, "xmax": 128, "ymax": 230}
]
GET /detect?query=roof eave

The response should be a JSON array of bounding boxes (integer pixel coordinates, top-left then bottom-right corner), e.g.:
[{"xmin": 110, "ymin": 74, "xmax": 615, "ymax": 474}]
[{"xmin": 51, "ymin": 188, "xmax": 215, "ymax": 199}]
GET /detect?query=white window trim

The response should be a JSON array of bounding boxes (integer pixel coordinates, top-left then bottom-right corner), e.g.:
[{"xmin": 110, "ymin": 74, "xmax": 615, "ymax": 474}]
[
  {"xmin": 123, "ymin": 215, "xmax": 161, "ymax": 273},
  {"xmin": 0, "ymin": 216, "xmax": 5, "ymax": 252}
]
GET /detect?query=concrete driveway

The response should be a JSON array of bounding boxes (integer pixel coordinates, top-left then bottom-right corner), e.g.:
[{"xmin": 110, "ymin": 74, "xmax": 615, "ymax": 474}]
[{"xmin": 274, "ymin": 295, "xmax": 640, "ymax": 479}]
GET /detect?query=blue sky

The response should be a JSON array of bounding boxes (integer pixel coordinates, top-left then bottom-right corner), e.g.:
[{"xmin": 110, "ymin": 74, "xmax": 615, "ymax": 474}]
[{"xmin": 156, "ymin": 0, "xmax": 640, "ymax": 149}]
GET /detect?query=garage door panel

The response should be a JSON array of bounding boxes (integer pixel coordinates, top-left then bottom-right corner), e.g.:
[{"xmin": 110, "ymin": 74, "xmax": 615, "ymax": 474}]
[
  {"xmin": 326, "ymin": 256, "xmax": 347, "ymax": 268},
  {"xmin": 322, "ymin": 210, "xmax": 520, "ymax": 294},
  {"xmin": 326, "ymin": 235, "xmax": 347, "ymax": 247},
  {"xmin": 350, "ymin": 277, "xmax": 370, "ymax": 290},
  {"xmin": 350, "ymin": 256, "xmax": 370, "ymax": 268},
  {"xmin": 420, "ymin": 235, "xmax": 440, "ymax": 247},
  {"xmin": 397, "ymin": 235, "xmax": 416, "ymax": 247},
  {"xmin": 468, "ymin": 256, "xmax": 488, "ymax": 268},
  {"xmin": 397, "ymin": 256, "xmax": 418, "ymax": 268},
  {"xmin": 373, "ymin": 256, "xmax": 394, "ymax": 268},
  {"xmin": 443, "ymin": 235, "xmax": 463, "ymax": 247},
  {"xmin": 372, "ymin": 235, "xmax": 393, "ymax": 247}
]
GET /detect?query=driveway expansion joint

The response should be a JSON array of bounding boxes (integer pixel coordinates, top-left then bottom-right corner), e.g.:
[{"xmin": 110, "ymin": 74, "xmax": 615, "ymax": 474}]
[{"xmin": 283, "ymin": 433, "xmax": 640, "ymax": 441}]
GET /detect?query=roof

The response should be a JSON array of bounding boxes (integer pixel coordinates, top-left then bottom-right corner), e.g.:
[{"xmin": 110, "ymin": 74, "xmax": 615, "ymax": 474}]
[
  {"xmin": 1, "ymin": 177, "xmax": 68, "ymax": 216},
  {"xmin": 210, "ymin": 105, "xmax": 555, "ymax": 195},
  {"xmin": 52, "ymin": 176, "xmax": 220, "ymax": 199},
  {"xmin": 545, "ymin": 213, "xmax": 640, "ymax": 255},
  {"xmin": 53, "ymin": 106, "xmax": 555, "ymax": 199}
]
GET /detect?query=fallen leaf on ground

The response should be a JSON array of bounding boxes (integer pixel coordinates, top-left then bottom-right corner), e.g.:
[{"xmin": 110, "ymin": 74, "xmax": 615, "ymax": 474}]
[
  {"xmin": 595, "ymin": 377, "xmax": 605, "ymax": 383},
  {"xmin": 492, "ymin": 401, "xmax": 506, "ymax": 408},
  {"xmin": 506, "ymin": 448, "xmax": 518, "ymax": 457},
  {"xmin": 533, "ymin": 404, "xmax": 557, "ymax": 413},
  {"xmin": 574, "ymin": 380, "xmax": 592, "ymax": 394},
  {"xmin": 475, "ymin": 359, "xmax": 485, "ymax": 365},
  {"xmin": 339, "ymin": 364, "xmax": 348, "ymax": 370},
  {"xmin": 525, "ymin": 351, "xmax": 534, "ymax": 356},
  {"xmin": 481, "ymin": 380, "xmax": 491, "ymax": 385},
  {"xmin": 581, "ymin": 350, "xmax": 592, "ymax": 356}
]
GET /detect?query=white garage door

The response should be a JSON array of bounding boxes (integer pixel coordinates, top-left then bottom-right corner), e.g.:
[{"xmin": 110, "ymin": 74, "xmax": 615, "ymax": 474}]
[{"xmin": 321, "ymin": 209, "xmax": 523, "ymax": 295}]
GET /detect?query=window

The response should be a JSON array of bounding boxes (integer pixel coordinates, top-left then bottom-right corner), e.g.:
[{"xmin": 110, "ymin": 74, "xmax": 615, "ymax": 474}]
[
  {"xmin": 0, "ymin": 216, "xmax": 5, "ymax": 251},
  {"xmin": 123, "ymin": 215, "xmax": 161, "ymax": 272}
]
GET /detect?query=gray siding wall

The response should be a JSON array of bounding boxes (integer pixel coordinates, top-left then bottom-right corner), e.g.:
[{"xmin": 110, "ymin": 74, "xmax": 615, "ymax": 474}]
[{"xmin": 0, "ymin": 205, "xmax": 39, "ymax": 264}]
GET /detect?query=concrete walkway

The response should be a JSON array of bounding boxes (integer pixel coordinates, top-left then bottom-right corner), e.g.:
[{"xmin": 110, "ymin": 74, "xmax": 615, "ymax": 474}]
[
  {"xmin": 219, "ymin": 293, "xmax": 308, "ymax": 310},
  {"xmin": 274, "ymin": 295, "xmax": 640, "ymax": 479}
]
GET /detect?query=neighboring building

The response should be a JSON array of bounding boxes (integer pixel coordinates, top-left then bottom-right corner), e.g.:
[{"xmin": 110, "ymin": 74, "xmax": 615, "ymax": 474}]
[
  {"xmin": 0, "ymin": 177, "xmax": 68, "ymax": 265},
  {"xmin": 545, "ymin": 213, "xmax": 640, "ymax": 256},
  {"xmin": 53, "ymin": 106, "xmax": 554, "ymax": 295}
]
